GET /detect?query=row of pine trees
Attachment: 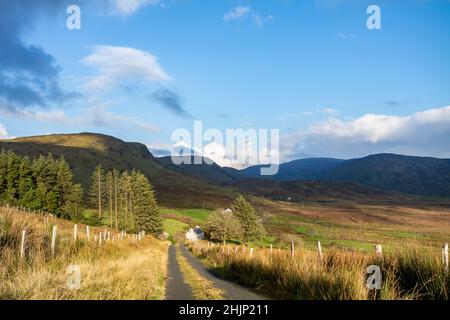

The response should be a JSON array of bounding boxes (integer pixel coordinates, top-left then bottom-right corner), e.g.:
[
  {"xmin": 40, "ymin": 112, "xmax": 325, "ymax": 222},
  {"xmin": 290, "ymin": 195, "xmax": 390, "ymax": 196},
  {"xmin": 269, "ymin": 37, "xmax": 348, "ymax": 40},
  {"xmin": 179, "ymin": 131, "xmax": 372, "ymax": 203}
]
[
  {"xmin": 88, "ymin": 165, "xmax": 162, "ymax": 234},
  {"xmin": 0, "ymin": 150, "xmax": 83, "ymax": 219},
  {"xmin": 0, "ymin": 150, "xmax": 162, "ymax": 235}
]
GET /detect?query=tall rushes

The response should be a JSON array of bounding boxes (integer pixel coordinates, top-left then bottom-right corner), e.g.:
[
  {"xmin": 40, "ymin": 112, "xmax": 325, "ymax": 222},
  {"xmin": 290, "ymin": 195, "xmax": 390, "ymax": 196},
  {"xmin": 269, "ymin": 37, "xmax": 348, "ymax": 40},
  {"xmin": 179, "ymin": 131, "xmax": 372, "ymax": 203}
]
[
  {"xmin": 188, "ymin": 241, "xmax": 449, "ymax": 300},
  {"xmin": 392, "ymin": 245, "xmax": 449, "ymax": 300}
]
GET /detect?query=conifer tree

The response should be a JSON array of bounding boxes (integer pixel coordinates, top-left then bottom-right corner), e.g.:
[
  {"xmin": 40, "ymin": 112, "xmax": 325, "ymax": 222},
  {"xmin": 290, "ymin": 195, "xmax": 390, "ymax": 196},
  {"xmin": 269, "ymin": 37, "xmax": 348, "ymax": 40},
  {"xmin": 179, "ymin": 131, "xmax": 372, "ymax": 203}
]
[
  {"xmin": 231, "ymin": 195, "xmax": 265, "ymax": 241},
  {"xmin": 105, "ymin": 170, "xmax": 114, "ymax": 228},
  {"xmin": 0, "ymin": 150, "xmax": 82, "ymax": 216},
  {"xmin": 132, "ymin": 172, "xmax": 162, "ymax": 235}
]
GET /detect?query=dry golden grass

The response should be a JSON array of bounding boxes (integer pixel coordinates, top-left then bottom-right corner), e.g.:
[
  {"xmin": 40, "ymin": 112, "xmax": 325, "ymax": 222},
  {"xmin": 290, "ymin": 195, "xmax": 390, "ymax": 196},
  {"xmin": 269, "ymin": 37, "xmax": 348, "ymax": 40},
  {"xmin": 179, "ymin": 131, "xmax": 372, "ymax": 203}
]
[
  {"xmin": 175, "ymin": 245, "xmax": 224, "ymax": 300},
  {"xmin": 188, "ymin": 241, "xmax": 449, "ymax": 300},
  {"xmin": 0, "ymin": 206, "xmax": 169, "ymax": 300}
]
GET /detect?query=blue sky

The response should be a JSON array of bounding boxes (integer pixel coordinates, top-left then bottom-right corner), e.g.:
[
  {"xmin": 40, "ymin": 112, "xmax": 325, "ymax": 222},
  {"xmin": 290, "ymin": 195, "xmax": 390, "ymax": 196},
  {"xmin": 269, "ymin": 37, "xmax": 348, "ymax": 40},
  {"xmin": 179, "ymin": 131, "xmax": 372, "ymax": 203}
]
[{"xmin": 1, "ymin": 0, "xmax": 450, "ymax": 164}]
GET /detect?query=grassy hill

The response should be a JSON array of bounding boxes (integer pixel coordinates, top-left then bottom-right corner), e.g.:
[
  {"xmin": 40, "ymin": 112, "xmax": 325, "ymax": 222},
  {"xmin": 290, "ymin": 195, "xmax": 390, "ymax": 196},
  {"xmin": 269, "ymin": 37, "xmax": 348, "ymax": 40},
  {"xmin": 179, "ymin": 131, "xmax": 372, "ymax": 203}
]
[{"xmin": 0, "ymin": 133, "xmax": 237, "ymax": 208}]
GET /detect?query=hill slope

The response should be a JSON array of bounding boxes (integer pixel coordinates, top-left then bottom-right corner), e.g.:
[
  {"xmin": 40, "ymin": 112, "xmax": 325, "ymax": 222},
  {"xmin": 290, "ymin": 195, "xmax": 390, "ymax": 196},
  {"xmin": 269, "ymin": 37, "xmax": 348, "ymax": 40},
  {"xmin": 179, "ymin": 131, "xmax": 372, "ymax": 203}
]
[
  {"xmin": 0, "ymin": 133, "xmax": 429, "ymax": 206},
  {"xmin": 0, "ymin": 133, "xmax": 236, "ymax": 208},
  {"xmin": 242, "ymin": 154, "xmax": 450, "ymax": 197},
  {"xmin": 323, "ymin": 154, "xmax": 450, "ymax": 197},
  {"xmin": 157, "ymin": 156, "xmax": 244, "ymax": 185},
  {"xmin": 242, "ymin": 158, "xmax": 345, "ymax": 180}
]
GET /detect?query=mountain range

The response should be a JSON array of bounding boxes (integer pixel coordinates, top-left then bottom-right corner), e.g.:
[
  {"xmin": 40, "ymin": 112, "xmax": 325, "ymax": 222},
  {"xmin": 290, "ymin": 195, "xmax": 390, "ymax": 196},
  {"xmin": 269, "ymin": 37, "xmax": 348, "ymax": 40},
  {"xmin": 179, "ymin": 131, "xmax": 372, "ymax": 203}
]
[
  {"xmin": 1, "ymin": 133, "xmax": 449, "ymax": 209},
  {"xmin": 241, "ymin": 154, "xmax": 450, "ymax": 197}
]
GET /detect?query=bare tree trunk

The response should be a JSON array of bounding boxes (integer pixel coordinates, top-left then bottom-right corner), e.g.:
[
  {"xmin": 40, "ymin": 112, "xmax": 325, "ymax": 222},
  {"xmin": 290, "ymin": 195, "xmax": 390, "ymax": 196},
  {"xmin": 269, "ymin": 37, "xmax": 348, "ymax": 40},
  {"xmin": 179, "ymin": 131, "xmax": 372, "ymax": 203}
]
[
  {"xmin": 114, "ymin": 169, "xmax": 118, "ymax": 230},
  {"xmin": 109, "ymin": 178, "xmax": 113, "ymax": 228},
  {"xmin": 98, "ymin": 169, "xmax": 102, "ymax": 219}
]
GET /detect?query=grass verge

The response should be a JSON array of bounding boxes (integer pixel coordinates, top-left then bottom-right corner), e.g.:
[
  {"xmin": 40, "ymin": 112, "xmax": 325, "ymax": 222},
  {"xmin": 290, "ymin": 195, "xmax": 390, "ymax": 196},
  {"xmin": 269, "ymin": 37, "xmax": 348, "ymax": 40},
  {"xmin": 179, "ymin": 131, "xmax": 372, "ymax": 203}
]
[{"xmin": 175, "ymin": 244, "xmax": 224, "ymax": 300}]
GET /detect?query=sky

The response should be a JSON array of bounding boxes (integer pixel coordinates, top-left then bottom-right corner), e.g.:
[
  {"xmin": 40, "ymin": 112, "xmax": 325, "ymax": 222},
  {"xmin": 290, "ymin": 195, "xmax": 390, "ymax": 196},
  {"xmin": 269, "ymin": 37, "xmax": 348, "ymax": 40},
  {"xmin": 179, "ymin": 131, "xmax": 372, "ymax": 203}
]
[{"xmin": 0, "ymin": 0, "xmax": 450, "ymax": 167}]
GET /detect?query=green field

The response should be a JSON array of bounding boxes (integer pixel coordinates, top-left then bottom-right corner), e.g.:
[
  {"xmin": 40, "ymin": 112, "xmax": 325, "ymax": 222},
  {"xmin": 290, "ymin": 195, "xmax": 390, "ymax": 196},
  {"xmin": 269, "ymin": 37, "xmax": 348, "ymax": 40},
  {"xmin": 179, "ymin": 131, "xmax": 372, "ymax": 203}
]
[
  {"xmin": 159, "ymin": 207, "xmax": 213, "ymax": 225},
  {"xmin": 162, "ymin": 218, "xmax": 189, "ymax": 236}
]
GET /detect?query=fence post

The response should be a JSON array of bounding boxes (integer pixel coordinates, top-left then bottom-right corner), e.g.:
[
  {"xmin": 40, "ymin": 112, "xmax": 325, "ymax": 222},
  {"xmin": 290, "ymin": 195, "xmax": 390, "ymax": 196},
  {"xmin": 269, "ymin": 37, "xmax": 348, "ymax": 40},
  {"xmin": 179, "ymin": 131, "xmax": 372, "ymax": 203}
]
[
  {"xmin": 290, "ymin": 241, "xmax": 295, "ymax": 258},
  {"xmin": 270, "ymin": 244, "xmax": 273, "ymax": 255},
  {"xmin": 51, "ymin": 226, "xmax": 57, "ymax": 257},
  {"xmin": 94, "ymin": 234, "xmax": 97, "ymax": 242},
  {"xmin": 375, "ymin": 245, "xmax": 383, "ymax": 257},
  {"xmin": 73, "ymin": 224, "xmax": 78, "ymax": 242},
  {"xmin": 20, "ymin": 229, "xmax": 26, "ymax": 259},
  {"xmin": 318, "ymin": 241, "xmax": 323, "ymax": 261},
  {"xmin": 443, "ymin": 243, "xmax": 449, "ymax": 273},
  {"xmin": 99, "ymin": 233, "xmax": 102, "ymax": 246},
  {"xmin": 86, "ymin": 226, "xmax": 90, "ymax": 241},
  {"xmin": 249, "ymin": 248, "xmax": 254, "ymax": 259}
]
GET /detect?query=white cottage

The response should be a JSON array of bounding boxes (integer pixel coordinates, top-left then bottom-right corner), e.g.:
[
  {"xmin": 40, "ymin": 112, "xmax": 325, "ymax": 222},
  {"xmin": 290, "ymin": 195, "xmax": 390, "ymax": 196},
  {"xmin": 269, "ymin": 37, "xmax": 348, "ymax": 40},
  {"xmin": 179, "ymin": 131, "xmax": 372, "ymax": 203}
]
[{"xmin": 185, "ymin": 226, "xmax": 205, "ymax": 242}]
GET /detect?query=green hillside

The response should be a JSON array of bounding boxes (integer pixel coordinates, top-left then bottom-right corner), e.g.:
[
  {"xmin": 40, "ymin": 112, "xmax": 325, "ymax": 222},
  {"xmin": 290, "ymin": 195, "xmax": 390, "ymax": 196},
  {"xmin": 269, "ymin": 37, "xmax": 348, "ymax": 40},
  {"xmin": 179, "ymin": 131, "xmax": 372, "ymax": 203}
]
[{"xmin": 0, "ymin": 133, "xmax": 236, "ymax": 208}]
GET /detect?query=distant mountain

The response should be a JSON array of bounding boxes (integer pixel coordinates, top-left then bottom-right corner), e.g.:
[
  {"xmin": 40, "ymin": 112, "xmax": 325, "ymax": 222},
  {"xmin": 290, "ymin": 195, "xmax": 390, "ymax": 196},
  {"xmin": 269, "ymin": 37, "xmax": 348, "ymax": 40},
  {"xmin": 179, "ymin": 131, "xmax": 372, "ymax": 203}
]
[
  {"xmin": 322, "ymin": 154, "xmax": 450, "ymax": 197},
  {"xmin": 242, "ymin": 154, "xmax": 450, "ymax": 197},
  {"xmin": 157, "ymin": 156, "xmax": 244, "ymax": 185},
  {"xmin": 242, "ymin": 158, "xmax": 345, "ymax": 180}
]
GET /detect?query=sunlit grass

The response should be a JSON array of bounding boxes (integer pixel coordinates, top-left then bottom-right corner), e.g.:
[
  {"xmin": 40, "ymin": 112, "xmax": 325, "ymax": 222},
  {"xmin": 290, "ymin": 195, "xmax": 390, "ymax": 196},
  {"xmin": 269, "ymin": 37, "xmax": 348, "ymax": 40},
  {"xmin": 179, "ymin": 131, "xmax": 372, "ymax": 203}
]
[
  {"xmin": 0, "ymin": 206, "xmax": 169, "ymax": 300},
  {"xmin": 188, "ymin": 241, "xmax": 449, "ymax": 300}
]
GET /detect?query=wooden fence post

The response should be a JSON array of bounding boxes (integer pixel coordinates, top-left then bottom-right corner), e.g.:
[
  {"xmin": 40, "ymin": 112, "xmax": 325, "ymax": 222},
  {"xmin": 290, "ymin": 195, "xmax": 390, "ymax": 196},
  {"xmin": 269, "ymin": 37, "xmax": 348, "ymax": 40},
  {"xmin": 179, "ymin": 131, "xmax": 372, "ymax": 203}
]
[
  {"xmin": 443, "ymin": 243, "xmax": 449, "ymax": 273},
  {"xmin": 86, "ymin": 226, "xmax": 90, "ymax": 241},
  {"xmin": 20, "ymin": 229, "xmax": 26, "ymax": 259},
  {"xmin": 51, "ymin": 226, "xmax": 57, "ymax": 257},
  {"xmin": 270, "ymin": 244, "xmax": 273, "ymax": 255},
  {"xmin": 73, "ymin": 224, "xmax": 78, "ymax": 242},
  {"xmin": 99, "ymin": 233, "xmax": 102, "ymax": 245},
  {"xmin": 249, "ymin": 248, "xmax": 254, "ymax": 258},
  {"xmin": 94, "ymin": 235, "xmax": 97, "ymax": 242},
  {"xmin": 317, "ymin": 241, "xmax": 323, "ymax": 261},
  {"xmin": 290, "ymin": 241, "xmax": 295, "ymax": 258},
  {"xmin": 375, "ymin": 245, "xmax": 383, "ymax": 257}
]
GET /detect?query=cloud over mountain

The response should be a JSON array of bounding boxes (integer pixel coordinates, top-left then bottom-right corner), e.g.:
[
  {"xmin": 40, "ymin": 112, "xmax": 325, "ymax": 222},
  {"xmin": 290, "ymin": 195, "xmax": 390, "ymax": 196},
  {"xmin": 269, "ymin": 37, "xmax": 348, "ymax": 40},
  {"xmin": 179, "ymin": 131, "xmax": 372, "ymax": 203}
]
[{"xmin": 283, "ymin": 106, "xmax": 450, "ymax": 160}]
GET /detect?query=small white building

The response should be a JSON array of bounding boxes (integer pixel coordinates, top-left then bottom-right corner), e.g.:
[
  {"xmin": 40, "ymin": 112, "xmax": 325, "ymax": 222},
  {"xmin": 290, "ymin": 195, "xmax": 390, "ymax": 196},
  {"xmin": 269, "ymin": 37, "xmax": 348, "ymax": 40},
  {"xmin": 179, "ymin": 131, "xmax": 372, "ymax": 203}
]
[{"xmin": 185, "ymin": 226, "xmax": 205, "ymax": 242}]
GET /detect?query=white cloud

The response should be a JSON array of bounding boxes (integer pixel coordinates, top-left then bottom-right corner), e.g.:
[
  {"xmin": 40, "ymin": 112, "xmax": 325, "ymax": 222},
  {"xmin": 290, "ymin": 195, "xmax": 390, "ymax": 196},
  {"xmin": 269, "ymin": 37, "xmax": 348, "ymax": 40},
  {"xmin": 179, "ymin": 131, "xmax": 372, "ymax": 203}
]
[
  {"xmin": 223, "ymin": 6, "xmax": 252, "ymax": 22},
  {"xmin": 283, "ymin": 106, "xmax": 450, "ymax": 160},
  {"xmin": 223, "ymin": 6, "xmax": 272, "ymax": 27},
  {"xmin": 6, "ymin": 103, "xmax": 159, "ymax": 134},
  {"xmin": 0, "ymin": 124, "xmax": 11, "ymax": 139},
  {"xmin": 111, "ymin": 0, "xmax": 161, "ymax": 16},
  {"xmin": 82, "ymin": 45, "xmax": 171, "ymax": 92}
]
